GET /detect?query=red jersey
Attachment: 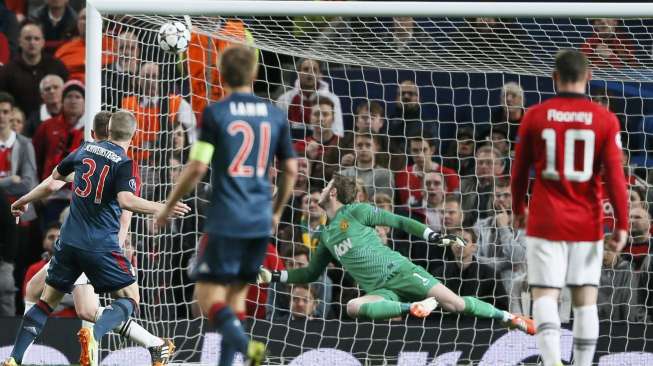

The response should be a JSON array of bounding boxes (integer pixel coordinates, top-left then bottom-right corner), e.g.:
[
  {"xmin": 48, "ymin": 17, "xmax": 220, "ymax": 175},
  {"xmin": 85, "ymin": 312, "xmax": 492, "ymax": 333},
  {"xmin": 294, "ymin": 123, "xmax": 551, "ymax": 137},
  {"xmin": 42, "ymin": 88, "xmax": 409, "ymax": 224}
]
[
  {"xmin": 246, "ymin": 244, "xmax": 285, "ymax": 318},
  {"xmin": 395, "ymin": 164, "xmax": 460, "ymax": 206},
  {"xmin": 511, "ymin": 92, "xmax": 628, "ymax": 241},
  {"xmin": 32, "ymin": 115, "xmax": 84, "ymax": 180}
]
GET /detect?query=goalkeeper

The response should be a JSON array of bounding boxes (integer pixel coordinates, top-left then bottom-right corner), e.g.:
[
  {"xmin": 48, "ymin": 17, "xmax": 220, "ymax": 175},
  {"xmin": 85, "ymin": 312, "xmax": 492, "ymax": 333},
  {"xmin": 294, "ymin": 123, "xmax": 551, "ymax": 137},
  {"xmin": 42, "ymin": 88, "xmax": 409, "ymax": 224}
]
[{"xmin": 259, "ymin": 175, "xmax": 534, "ymax": 334}]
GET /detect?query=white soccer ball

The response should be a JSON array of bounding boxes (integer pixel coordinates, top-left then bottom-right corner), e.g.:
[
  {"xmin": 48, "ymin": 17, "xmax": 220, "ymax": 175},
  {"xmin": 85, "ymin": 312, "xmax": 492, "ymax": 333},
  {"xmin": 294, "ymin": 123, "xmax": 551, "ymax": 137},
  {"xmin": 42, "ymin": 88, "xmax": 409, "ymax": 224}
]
[{"xmin": 158, "ymin": 21, "xmax": 191, "ymax": 54}]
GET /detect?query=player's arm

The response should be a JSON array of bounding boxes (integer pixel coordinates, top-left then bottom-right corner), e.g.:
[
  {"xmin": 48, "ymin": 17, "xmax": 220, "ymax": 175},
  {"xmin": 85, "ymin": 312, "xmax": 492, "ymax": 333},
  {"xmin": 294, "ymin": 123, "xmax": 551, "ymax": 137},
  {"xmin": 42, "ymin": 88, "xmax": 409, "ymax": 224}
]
[
  {"xmin": 351, "ymin": 203, "xmax": 465, "ymax": 247},
  {"xmin": 117, "ymin": 210, "xmax": 133, "ymax": 247},
  {"xmin": 11, "ymin": 150, "xmax": 77, "ymax": 217},
  {"xmin": 258, "ymin": 240, "xmax": 333, "ymax": 285},
  {"xmin": 601, "ymin": 114, "xmax": 629, "ymax": 251},
  {"xmin": 510, "ymin": 110, "xmax": 534, "ymax": 228},
  {"xmin": 272, "ymin": 118, "xmax": 298, "ymax": 227},
  {"xmin": 156, "ymin": 111, "xmax": 215, "ymax": 226},
  {"xmin": 116, "ymin": 160, "xmax": 189, "ymax": 216}
]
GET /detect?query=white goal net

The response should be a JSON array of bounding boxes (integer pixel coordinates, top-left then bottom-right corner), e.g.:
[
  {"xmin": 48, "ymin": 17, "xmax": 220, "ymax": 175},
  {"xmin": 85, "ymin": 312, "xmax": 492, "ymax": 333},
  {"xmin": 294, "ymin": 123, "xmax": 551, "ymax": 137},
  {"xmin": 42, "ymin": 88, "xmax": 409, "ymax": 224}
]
[{"xmin": 96, "ymin": 11, "xmax": 653, "ymax": 365}]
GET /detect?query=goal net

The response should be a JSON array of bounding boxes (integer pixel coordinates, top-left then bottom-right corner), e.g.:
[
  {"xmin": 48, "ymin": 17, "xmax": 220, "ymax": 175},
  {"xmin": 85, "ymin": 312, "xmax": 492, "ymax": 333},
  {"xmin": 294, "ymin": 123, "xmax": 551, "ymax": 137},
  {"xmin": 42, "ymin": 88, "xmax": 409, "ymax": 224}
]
[{"xmin": 95, "ymin": 10, "xmax": 653, "ymax": 365}]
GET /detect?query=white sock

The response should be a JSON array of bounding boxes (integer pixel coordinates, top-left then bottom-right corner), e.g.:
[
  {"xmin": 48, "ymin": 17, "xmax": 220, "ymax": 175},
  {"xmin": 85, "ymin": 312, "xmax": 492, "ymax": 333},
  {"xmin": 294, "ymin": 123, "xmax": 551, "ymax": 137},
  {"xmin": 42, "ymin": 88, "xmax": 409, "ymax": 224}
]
[
  {"xmin": 572, "ymin": 305, "xmax": 599, "ymax": 366},
  {"xmin": 533, "ymin": 296, "xmax": 562, "ymax": 366},
  {"xmin": 24, "ymin": 301, "xmax": 35, "ymax": 315},
  {"xmin": 95, "ymin": 307, "xmax": 164, "ymax": 347}
]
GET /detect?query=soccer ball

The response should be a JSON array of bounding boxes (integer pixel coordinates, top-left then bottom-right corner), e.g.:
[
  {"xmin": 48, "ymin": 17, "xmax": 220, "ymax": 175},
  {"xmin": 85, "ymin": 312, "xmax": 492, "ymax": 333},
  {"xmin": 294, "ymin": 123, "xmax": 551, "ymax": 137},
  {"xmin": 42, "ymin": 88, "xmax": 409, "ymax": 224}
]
[{"xmin": 158, "ymin": 21, "xmax": 191, "ymax": 54}]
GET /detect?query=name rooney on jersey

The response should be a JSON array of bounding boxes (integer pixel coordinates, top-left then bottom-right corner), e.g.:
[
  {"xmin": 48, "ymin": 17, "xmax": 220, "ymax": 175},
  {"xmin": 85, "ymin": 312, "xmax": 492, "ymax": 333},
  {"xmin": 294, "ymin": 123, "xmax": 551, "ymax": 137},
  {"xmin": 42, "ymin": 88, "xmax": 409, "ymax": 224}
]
[
  {"xmin": 84, "ymin": 144, "xmax": 122, "ymax": 163},
  {"xmin": 229, "ymin": 101, "xmax": 268, "ymax": 117},
  {"xmin": 546, "ymin": 109, "xmax": 593, "ymax": 125}
]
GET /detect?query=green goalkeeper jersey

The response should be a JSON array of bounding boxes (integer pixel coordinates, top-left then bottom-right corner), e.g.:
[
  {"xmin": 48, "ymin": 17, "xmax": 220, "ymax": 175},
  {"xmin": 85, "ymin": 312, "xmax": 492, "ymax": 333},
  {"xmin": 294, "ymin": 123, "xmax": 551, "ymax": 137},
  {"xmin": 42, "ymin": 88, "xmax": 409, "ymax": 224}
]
[{"xmin": 286, "ymin": 203, "xmax": 429, "ymax": 293}]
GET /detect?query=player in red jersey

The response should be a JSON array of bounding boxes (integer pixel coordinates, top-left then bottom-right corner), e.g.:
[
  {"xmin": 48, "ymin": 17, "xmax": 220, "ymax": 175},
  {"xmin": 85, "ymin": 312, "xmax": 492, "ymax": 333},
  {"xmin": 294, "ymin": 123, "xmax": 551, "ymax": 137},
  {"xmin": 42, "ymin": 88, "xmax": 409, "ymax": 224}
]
[{"xmin": 511, "ymin": 49, "xmax": 628, "ymax": 366}]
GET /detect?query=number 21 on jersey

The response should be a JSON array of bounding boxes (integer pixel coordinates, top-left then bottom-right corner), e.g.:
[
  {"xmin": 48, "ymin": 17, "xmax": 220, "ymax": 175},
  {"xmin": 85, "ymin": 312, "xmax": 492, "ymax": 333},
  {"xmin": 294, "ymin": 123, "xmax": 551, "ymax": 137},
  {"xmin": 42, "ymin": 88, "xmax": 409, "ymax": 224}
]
[
  {"xmin": 227, "ymin": 120, "xmax": 271, "ymax": 178},
  {"xmin": 541, "ymin": 128, "xmax": 595, "ymax": 182}
]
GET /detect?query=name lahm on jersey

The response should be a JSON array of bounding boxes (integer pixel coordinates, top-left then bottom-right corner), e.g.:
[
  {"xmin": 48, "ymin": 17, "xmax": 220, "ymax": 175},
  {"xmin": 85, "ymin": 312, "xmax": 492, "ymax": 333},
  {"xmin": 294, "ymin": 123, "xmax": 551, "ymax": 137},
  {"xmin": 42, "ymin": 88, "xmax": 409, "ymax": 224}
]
[{"xmin": 229, "ymin": 102, "xmax": 268, "ymax": 117}]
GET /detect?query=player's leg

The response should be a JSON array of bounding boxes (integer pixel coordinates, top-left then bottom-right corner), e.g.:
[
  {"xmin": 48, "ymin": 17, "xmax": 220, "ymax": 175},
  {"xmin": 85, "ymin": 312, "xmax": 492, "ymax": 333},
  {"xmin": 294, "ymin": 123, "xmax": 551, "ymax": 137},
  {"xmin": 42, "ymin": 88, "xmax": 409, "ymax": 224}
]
[
  {"xmin": 345, "ymin": 293, "xmax": 407, "ymax": 319},
  {"xmin": 191, "ymin": 234, "xmax": 267, "ymax": 366},
  {"xmin": 528, "ymin": 237, "xmax": 567, "ymax": 366},
  {"xmin": 567, "ymin": 241, "xmax": 603, "ymax": 366},
  {"xmin": 24, "ymin": 262, "xmax": 49, "ymax": 313},
  {"xmin": 76, "ymin": 249, "xmax": 139, "ymax": 366}
]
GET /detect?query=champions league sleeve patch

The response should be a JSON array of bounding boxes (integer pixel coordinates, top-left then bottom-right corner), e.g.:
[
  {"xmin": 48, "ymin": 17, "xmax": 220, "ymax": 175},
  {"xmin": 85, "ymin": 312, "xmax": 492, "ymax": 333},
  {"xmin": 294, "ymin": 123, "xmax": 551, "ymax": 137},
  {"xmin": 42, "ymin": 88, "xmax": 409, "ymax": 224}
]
[{"xmin": 129, "ymin": 178, "xmax": 137, "ymax": 192}]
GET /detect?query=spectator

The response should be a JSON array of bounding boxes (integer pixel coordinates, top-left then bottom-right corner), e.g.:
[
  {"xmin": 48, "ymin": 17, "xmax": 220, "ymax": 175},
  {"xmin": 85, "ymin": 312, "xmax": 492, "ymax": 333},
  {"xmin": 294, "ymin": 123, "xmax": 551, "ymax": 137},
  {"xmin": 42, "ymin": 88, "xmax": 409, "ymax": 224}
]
[
  {"xmin": 288, "ymin": 284, "xmax": 319, "ymax": 320},
  {"xmin": 395, "ymin": 136, "xmax": 460, "ymax": 208},
  {"xmin": 388, "ymin": 80, "xmax": 437, "ymax": 158},
  {"xmin": 296, "ymin": 97, "xmax": 341, "ymax": 184},
  {"xmin": 487, "ymin": 82, "xmax": 524, "ymax": 145},
  {"xmin": 0, "ymin": 22, "xmax": 68, "ymax": 117},
  {"xmin": 10, "ymin": 107, "xmax": 25, "ymax": 135},
  {"xmin": 461, "ymin": 145, "xmax": 505, "ymax": 224},
  {"xmin": 453, "ymin": 17, "xmax": 528, "ymax": 65},
  {"xmin": 0, "ymin": 1, "xmax": 20, "ymax": 59},
  {"xmin": 443, "ymin": 193, "xmax": 465, "ymax": 232},
  {"xmin": 102, "ymin": 30, "xmax": 140, "ymax": 111},
  {"xmin": 0, "ymin": 92, "xmax": 38, "ymax": 216},
  {"xmin": 32, "ymin": 79, "xmax": 84, "ymax": 181},
  {"xmin": 293, "ymin": 157, "xmax": 311, "ymax": 197},
  {"xmin": 246, "ymin": 243, "xmax": 286, "ymax": 319},
  {"xmin": 340, "ymin": 134, "xmax": 394, "ymax": 199},
  {"xmin": 186, "ymin": 18, "xmax": 250, "ymax": 121},
  {"xmin": 121, "ymin": 61, "xmax": 196, "ymax": 163},
  {"xmin": 276, "ymin": 58, "xmax": 344, "ymax": 140},
  {"xmin": 442, "ymin": 126, "xmax": 476, "ymax": 177},
  {"xmin": 431, "ymin": 228, "xmax": 509, "ymax": 309},
  {"xmin": 354, "ymin": 177, "xmax": 368, "ymax": 203},
  {"xmin": 21, "ymin": 222, "xmax": 76, "ymax": 317},
  {"xmin": 169, "ymin": 123, "xmax": 190, "ymax": 161},
  {"xmin": 25, "ymin": 74, "xmax": 64, "ymax": 137},
  {"xmin": 22, "ymin": 222, "xmax": 60, "ymax": 299},
  {"xmin": 373, "ymin": 192, "xmax": 393, "ymax": 212},
  {"xmin": 0, "ymin": 30, "xmax": 9, "ymax": 66},
  {"xmin": 625, "ymin": 206, "xmax": 651, "ymax": 268},
  {"xmin": 480, "ymin": 122, "xmax": 511, "ymax": 160},
  {"xmin": 268, "ymin": 244, "xmax": 332, "ymax": 320},
  {"xmin": 299, "ymin": 190, "xmax": 326, "ymax": 251},
  {"xmin": 29, "ymin": 0, "xmax": 77, "ymax": 54},
  {"xmin": 54, "ymin": 7, "xmax": 88, "ymax": 82},
  {"xmin": 474, "ymin": 178, "xmax": 526, "ymax": 300},
  {"xmin": 581, "ymin": 18, "xmax": 639, "ymax": 68},
  {"xmin": 340, "ymin": 101, "xmax": 387, "ymax": 154},
  {"xmin": 598, "ymin": 236, "xmax": 648, "ymax": 323},
  {"xmin": 0, "ymin": 187, "xmax": 16, "ymax": 316},
  {"xmin": 421, "ymin": 171, "xmax": 447, "ymax": 232}
]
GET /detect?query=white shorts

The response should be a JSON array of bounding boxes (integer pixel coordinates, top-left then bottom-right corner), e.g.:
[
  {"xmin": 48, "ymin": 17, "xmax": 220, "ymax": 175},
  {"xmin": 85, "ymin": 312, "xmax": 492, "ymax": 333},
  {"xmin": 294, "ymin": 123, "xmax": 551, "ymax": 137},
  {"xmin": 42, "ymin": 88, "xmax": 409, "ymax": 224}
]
[
  {"xmin": 73, "ymin": 272, "xmax": 90, "ymax": 287},
  {"xmin": 526, "ymin": 236, "xmax": 603, "ymax": 288}
]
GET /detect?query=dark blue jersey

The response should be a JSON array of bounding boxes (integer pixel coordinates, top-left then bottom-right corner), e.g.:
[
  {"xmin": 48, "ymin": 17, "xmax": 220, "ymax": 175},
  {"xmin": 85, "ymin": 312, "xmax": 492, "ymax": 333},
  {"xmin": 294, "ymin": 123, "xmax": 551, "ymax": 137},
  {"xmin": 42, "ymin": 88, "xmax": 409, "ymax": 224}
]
[
  {"xmin": 199, "ymin": 92, "xmax": 295, "ymax": 238},
  {"xmin": 56, "ymin": 140, "xmax": 137, "ymax": 251}
]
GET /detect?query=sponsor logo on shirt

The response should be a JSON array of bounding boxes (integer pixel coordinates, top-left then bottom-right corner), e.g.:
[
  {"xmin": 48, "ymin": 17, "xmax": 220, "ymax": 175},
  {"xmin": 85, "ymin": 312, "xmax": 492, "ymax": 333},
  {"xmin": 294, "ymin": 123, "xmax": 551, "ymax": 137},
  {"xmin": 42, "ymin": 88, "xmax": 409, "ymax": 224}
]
[{"xmin": 340, "ymin": 219, "xmax": 349, "ymax": 232}]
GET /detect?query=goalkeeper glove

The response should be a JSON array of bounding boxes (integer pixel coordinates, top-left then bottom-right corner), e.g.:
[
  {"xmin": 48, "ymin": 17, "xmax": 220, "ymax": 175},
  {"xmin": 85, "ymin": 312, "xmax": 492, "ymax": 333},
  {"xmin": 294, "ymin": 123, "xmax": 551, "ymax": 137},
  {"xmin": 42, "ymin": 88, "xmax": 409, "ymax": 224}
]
[
  {"xmin": 427, "ymin": 232, "xmax": 466, "ymax": 248},
  {"xmin": 256, "ymin": 267, "xmax": 282, "ymax": 284}
]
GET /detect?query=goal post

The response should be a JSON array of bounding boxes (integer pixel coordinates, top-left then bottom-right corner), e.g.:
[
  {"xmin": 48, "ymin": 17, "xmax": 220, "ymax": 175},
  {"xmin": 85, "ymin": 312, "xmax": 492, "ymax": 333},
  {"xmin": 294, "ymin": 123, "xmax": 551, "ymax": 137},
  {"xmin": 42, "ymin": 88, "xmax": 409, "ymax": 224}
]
[{"xmin": 83, "ymin": 2, "xmax": 653, "ymax": 365}]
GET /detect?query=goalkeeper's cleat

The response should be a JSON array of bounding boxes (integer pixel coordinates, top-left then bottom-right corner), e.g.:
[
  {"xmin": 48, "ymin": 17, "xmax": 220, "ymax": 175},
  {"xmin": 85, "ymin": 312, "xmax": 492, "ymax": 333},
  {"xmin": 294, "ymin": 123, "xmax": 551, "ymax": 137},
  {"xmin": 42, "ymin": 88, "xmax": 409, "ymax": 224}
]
[
  {"xmin": 409, "ymin": 297, "xmax": 439, "ymax": 318},
  {"xmin": 506, "ymin": 314, "xmax": 536, "ymax": 335},
  {"xmin": 245, "ymin": 340, "xmax": 266, "ymax": 366},
  {"xmin": 78, "ymin": 326, "xmax": 98, "ymax": 366},
  {"xmin": 2, "ymin": 357, "xmax": 18, "ymax": 366},
  {"xmin": 149, "ymin": 338, "xmax": 175, "ymax": 366}
]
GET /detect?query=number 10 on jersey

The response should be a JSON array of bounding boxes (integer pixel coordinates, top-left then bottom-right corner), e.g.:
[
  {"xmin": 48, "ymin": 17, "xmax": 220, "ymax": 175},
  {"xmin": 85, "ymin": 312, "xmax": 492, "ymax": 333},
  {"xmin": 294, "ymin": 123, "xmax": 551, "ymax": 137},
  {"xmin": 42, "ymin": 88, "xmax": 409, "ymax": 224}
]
[{"xmin": 541, "ymin": 128, "xmax": 595, "ymax": 182}]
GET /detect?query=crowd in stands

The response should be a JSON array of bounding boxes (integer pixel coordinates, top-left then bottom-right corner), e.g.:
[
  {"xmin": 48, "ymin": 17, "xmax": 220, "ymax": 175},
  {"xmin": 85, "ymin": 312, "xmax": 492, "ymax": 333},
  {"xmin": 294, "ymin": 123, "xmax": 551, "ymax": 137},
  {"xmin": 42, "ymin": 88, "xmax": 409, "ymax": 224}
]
[{"xmin": 0, "ymin": 5, "xmax": 652, "ymax": 328}]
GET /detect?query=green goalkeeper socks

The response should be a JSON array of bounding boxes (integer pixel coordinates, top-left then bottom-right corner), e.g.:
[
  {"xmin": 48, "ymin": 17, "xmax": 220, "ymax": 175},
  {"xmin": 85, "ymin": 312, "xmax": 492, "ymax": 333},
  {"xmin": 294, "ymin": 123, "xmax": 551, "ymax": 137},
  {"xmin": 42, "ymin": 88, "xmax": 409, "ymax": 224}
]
[
  {"xmin": 358, "ymin": 301, "xmax": 411, "ymax": 320},
  {"xmin": 462, "ymin": 296, "xmax": 506, "ymax": 321}
]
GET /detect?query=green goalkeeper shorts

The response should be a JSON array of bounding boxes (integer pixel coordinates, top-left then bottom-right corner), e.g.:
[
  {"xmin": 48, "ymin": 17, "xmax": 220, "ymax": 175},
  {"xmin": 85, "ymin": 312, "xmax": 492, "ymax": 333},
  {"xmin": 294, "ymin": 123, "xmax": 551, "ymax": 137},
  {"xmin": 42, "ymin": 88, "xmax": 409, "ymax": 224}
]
[{"xmin": 367, "ymin": 262, "xmax": 440, "ymax": 303}]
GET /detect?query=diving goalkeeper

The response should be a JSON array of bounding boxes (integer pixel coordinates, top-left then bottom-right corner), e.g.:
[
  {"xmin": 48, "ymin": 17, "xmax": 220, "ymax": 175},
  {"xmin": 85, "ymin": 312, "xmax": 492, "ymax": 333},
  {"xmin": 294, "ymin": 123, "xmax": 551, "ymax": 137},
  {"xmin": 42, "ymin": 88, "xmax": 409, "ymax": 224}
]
[{"xmin": 259, "ymin": 175, "xmax": 534, "ymax": 334}]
